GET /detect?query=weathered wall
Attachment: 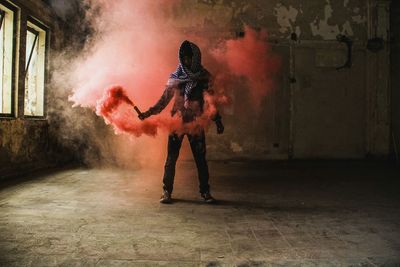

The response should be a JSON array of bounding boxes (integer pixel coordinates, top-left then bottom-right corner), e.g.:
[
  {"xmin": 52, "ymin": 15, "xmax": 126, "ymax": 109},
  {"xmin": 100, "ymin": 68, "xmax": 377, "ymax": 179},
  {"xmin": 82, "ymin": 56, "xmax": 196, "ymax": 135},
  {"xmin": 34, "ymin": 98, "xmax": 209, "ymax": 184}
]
[
  {"xmin": 391, "ymin": 0, "xmax": 400, "ymax": 162},
  {"xmin": 0, "ymin": 0, "xmax": 66, "ymax": 177},
  {"xmin": 170, "ymin": 0, "xmax": 391, "ymax": 160},
  {"xmin": 0, "ymin": 0, "xmax": 394, "ymax": 177},
  {"xmin": 173, "ymin": 0, "xmax": 369, "ymax": 41}
]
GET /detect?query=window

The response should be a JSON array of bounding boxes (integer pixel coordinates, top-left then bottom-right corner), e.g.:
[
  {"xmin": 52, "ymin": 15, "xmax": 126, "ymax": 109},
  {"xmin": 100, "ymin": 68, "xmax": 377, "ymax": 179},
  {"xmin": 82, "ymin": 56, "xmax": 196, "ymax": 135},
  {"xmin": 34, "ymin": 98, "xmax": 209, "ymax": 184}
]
[
  {"xmin": 24, "ymin": 20, "xmax": 47, "ymax": 117},
  {"xmin": 0, "ymin": 3, "xmax": 15, "ymax": 115}
]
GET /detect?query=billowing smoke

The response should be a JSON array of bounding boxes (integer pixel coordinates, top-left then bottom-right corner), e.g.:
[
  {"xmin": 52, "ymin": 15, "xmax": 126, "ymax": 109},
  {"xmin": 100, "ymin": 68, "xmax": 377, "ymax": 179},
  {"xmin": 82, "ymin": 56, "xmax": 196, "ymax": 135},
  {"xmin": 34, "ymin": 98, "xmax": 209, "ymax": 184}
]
[
  {"xmin": 96, "ymin": 86, "xmax": 218, "ymax": 137},
  {"xmin": 50, "ymin": 0, "xmax": 280, "ymax": 168},
  {"xmin": 211, "ymin": 26, "xmax": 281, "ymax": 108},
  {"xmin": 49, "ymin": 0, "xmax": 75, "ymax": 19}
]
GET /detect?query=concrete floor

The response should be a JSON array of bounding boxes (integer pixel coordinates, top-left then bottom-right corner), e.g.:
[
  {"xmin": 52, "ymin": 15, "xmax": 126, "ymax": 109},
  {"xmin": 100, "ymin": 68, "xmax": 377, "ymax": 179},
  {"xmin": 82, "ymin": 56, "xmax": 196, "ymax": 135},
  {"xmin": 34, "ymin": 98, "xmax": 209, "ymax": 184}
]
[{"xmin": 0, "ymin": 161, "xmax": 399, "ymax": 267}]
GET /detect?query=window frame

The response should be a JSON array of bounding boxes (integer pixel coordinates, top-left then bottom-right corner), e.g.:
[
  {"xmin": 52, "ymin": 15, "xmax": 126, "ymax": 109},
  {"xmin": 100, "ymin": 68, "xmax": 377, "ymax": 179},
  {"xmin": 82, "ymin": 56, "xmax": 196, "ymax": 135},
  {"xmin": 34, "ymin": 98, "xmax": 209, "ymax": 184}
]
[
  {"xmin": 23, "ymin": 16, "xmax": 49, "ymax": 120},
  {"xmin": 0, "ymin": 0, "xmax": 17, "ymax": 119}
]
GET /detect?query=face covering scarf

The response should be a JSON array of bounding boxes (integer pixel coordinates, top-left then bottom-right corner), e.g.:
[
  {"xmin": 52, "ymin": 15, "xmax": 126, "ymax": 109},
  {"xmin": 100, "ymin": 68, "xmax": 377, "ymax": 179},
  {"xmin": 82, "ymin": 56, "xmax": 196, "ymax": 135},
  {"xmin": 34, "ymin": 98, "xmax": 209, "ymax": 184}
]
[{"xmin": 169, "ymin": 40, "xmax": 208, "ymax": 108}]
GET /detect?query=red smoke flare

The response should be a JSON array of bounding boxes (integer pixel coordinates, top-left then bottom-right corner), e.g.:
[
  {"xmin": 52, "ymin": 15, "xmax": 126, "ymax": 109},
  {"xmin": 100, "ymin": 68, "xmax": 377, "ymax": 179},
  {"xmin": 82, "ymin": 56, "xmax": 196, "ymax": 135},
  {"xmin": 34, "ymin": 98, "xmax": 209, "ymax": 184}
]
[
  {"xmin": 97, "ymin": 86, "xmax": 133, "ymax": 116},
  {"xmin": 95, "ymin": 85, "xmax": 218, "ymax": 137},
  {"xmin": 96, "ymin": 86, "xmax": 157, "ymax": 137}
]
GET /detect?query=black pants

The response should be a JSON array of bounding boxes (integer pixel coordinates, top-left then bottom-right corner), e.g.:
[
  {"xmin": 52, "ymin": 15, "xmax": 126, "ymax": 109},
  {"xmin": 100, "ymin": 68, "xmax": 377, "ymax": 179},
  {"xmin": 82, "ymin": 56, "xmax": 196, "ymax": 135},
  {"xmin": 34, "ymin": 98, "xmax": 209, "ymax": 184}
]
[{"xmin": 162, "ymin": 131, "xmax": 210, "ymax": 194}]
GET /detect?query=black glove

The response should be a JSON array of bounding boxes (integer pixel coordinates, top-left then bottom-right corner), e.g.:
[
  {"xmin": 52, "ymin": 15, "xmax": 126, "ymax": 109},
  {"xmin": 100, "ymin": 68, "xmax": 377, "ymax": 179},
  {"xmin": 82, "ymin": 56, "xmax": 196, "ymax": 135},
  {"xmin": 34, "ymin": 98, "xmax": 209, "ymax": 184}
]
[
  {"xmin": 216, "ymin": 119, "xmax": 224, "ymax": 134},
  {"xmin": 138, "ymin": 110, "xmax": 152, "ymax": 121}
]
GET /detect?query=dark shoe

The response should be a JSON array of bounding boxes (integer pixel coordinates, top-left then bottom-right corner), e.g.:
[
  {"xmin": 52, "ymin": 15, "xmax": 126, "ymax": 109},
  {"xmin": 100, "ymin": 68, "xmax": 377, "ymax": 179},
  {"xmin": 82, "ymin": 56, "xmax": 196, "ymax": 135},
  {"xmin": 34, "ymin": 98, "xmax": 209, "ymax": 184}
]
[
  {"xmin": 160, "ymin": 190, "xmax": 172, "ymax": 204},
  {"xmin": 201, "ymin": 192, "xmax": 216, "ymax": 204}
]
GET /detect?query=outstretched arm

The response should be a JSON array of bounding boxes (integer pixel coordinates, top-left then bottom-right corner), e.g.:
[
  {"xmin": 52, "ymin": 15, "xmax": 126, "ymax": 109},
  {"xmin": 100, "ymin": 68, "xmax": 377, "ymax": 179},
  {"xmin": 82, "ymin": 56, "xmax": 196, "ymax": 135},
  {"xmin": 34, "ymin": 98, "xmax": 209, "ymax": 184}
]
[{"xmin": 139, "ymin": 82, "xmax": 175, "ymax": 120}]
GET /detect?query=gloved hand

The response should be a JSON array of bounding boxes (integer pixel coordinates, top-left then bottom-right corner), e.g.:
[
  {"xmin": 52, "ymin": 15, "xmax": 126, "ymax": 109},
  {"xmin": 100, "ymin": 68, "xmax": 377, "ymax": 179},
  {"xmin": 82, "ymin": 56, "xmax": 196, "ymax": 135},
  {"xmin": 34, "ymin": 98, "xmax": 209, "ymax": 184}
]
[
  {"xmin": 138, "ymin": 110, "xmax": 152, "ymax": 121},
  {"xmin": 216, "ymin": 119, "xmax": 224, "ymax": 134}
]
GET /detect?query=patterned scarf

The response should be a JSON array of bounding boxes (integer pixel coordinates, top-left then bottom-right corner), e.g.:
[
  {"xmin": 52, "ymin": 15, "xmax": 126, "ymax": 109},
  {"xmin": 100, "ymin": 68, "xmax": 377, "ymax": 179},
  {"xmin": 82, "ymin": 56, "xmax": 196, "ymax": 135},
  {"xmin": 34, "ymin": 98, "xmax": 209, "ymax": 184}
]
[{"xmin": 169, "ymin": 40, "xmax": 207, "ymax": 108}]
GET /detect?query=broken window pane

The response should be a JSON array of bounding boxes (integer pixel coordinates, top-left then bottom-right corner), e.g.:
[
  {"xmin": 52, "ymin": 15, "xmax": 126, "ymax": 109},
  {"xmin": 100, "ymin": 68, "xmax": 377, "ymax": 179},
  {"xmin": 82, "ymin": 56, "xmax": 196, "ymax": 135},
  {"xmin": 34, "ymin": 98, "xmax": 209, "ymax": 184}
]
[
  {"xmin": 0, "ymin": 4, "xmax": 14, "ymax": 115},
  {"xmin": 24, "ymin": 21, "xmax": 46, "ymax": 117}
]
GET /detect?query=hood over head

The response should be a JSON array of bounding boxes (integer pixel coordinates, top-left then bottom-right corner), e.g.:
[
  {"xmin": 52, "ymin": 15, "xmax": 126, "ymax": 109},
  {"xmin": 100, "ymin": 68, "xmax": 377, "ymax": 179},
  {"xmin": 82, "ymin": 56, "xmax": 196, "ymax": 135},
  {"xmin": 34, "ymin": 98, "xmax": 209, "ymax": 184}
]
[
  {"xmin": 168, "ymin": 40, "xmax": 209, "ymax": 90},
  {"xmin": 168, "ymin": 40, "xmax": 210, "ymax": 108},
  {"xmin": 179, "ymin": 40, "xmax": 202, "ymax": 74}
]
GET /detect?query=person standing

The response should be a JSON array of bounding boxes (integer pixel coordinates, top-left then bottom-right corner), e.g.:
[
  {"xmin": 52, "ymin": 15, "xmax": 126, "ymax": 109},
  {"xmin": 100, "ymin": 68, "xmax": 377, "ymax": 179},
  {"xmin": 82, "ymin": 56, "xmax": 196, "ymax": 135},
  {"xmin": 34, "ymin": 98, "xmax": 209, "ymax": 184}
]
[{"xmin": 139, "ymin": 40, "xmax": 224, "ymax": 204}]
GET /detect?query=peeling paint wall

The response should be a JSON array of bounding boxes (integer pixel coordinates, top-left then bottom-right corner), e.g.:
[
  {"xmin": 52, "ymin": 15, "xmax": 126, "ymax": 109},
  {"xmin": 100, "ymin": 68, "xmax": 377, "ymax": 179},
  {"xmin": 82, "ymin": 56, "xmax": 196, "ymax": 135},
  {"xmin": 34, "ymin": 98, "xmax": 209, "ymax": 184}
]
[
  {"xmin": 0, "ymin": 0, "xmax": 393, "ymax": 174},
  {"xmin": 171, "ymin": 0, "xmax": 368, "ymax": 41},
  {"xmin": 171, "ymin": 0, "xmax": 390, "ymax": 159}
]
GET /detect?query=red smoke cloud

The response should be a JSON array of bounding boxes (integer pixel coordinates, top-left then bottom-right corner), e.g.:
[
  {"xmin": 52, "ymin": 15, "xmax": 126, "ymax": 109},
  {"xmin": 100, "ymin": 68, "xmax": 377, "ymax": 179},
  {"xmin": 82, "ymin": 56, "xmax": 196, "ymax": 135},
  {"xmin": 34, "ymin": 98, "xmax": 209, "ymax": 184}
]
[
  {"xmin": 211, "ymin": 26, "xmax": 281, "ymax": 107},
  {"xmin": 95, "ymin": 86, "xmax": 159, "ymax": 137},
  {"xmin": 95, "ymin": 85, "xmax": 218, "ymax": 137},
  {"xmin": 68, "ymin": 1, "xmax": 280, "ymax": 138},
  {"xmin": 68, "ymin": 0, "xmax": 181, "ymax": 110}
]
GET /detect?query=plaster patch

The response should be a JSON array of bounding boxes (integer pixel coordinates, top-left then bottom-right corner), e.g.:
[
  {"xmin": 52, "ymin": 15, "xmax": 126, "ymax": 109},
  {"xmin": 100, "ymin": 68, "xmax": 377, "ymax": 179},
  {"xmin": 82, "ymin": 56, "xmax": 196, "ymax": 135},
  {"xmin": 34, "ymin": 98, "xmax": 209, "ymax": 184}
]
[
  {"xmin": 295, "ymin": 26, "xmax": 302, "ymax": 38},
  {"xmin": 342, "ymin": 21, "xmax": 354, "ymax": 36},
  {"xmin": 351, "ymin": 7, "xmax": 366, "ymax": 24},
  {"xmin": 273, "ymin": 3, "xmax": 299, "ymax": 35},
  {"xmin": 310, "ymin": 1, "xmax": 354, "ymax": 40},
  {"xmin": 351, "ymin": 15, "xmax": 366, "ymax": 24},
  {"xmin": 173, "ymin": 2, "xmax": 233, "ymax": 29},
  {"xmin": 230, "ymin": 142, "xmax": 243, "ymax": 153}
]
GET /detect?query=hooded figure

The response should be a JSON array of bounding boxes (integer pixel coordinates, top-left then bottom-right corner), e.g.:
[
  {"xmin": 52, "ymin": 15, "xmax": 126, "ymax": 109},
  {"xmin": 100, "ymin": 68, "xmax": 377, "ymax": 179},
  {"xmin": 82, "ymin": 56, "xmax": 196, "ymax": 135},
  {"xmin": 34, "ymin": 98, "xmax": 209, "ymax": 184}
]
[
  {"xmin": 139, "ymin": 40, "xmax": 224, "ymax": 204},
  {"xmin": 170, "ymin": 40, "xmax": 207, "ymax": 107}
]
